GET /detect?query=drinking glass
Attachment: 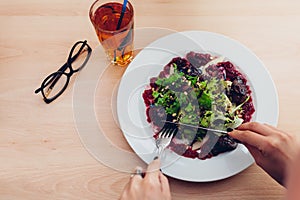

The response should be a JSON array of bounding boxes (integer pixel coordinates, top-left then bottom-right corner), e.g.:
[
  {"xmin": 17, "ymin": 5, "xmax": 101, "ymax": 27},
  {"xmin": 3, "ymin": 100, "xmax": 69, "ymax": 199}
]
[{"xmin": 89, "ymin": 0, "xmax": 134, "ymax": 66}]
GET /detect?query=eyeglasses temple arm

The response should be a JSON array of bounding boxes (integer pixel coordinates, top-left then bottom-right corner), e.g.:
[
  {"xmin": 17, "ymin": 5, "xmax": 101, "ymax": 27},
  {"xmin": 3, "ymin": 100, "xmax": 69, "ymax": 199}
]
[{"xmin": 34, "ymin": 88, "xmax": 41, "ymax": 93}]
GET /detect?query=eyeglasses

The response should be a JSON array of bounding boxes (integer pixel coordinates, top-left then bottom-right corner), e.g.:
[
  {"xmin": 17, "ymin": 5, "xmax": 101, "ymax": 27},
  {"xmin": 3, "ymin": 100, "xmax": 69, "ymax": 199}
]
[{"xmin": 35, "ymin": 40, "xmax": 92, "ymax": 104}]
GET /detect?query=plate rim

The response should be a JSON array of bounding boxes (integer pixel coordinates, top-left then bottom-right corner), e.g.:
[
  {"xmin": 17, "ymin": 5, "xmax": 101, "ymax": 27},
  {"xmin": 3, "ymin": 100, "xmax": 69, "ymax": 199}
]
[{"xmin": 117, "ymin": 30, "xmax": 279, "ymax": 182}]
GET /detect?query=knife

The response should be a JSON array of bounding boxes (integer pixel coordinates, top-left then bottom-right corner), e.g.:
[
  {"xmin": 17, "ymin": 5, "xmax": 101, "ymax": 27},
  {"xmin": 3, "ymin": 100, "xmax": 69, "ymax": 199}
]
[{"xmin": 163, "ymin": 120, "xmax": 233, "ymax": 135}]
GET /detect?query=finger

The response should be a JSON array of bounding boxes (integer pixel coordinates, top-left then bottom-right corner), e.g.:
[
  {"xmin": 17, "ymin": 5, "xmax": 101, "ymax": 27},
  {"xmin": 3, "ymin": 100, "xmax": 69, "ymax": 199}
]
[
  {"xmin": 264, "ymin": 123, "xmax": 278, "ymax": 130},
  {"xmin": 228, "ymin": 129, "xmax": 268, "ymax": 150},
  {"xmin": 146, "ymin": 158, "xmax": 161, "ymax": 173},
  {"xmin": 120, "ymin": 167, "xmax": 144, "ymax": 200},
  {"xmin": 144, "ymin": 158, "xmax": 161, "ymax": 180},
  {"xmin": 244, "ymin": 143, "xmax": 265, "ymax": 158},
  {"xmin": 264, "ymin": 124, "xmax": 288, "ymax": 135},
  {"xmin": 237, "ymin": 122, "xmax": 274, "ymax": 136},
  {"xmin": 243, "ymin": 143, "xmax": 269, "ymax": 168},
  {"xmin": 159, "ymin": 172, "xmax": 170, "ymax": 194},
  {"xmin": 130, "ymin": 166, "xmax": 144, "ymax": 181}
]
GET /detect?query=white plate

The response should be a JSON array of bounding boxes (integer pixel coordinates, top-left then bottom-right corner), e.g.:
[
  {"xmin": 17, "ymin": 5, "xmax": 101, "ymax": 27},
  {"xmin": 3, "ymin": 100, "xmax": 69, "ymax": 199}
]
[{"xmin": 117, "ymin": 31, "xmax": 279, "ymax": 182}]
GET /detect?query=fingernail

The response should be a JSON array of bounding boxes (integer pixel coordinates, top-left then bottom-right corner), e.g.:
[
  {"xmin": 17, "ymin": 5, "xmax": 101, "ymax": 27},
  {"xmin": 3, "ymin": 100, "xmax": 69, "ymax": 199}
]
[
  {"xmin": 227, "ymin": 128, "xmax": 234, "ymax": 132},
  {"xmin": 153, "ymin": 156, "xmax": 159, "ymax": 160}
]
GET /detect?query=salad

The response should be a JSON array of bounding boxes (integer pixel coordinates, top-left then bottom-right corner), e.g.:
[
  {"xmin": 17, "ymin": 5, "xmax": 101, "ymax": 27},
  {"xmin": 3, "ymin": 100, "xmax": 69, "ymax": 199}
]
[{"xmin": 142, "ymin": 51, "xmax": 255, "ymax": 159}]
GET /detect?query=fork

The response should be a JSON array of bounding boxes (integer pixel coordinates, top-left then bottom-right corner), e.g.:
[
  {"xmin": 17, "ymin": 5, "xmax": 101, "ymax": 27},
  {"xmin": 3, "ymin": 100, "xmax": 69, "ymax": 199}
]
[{"xmin": 155, "ymin": 124, "xmax": 178, "ymax": 159}]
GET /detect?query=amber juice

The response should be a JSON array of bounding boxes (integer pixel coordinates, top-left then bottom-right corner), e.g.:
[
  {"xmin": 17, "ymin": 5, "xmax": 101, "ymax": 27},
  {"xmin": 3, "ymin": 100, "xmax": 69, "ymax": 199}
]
[{"xmin": 90, "ymin": 2, "xmax": 134, "ymax": 66}]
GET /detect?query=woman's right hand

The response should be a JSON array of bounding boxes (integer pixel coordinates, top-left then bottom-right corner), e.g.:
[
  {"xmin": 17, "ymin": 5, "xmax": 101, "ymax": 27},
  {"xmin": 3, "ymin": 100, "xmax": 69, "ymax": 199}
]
[{"xmin": 228, "ymin": 122, "xmax": 299, "ymax": 186}]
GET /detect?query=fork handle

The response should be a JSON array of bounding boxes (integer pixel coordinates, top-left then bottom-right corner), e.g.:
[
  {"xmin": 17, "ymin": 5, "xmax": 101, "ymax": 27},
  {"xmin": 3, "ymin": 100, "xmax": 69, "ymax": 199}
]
[
  {"xmin": 153, "ymin": 146, "xmax": 164, "ymax": 160},
  {"xmin": 157, "ymin": 146, "xmax": 164, "ymax": 157}
]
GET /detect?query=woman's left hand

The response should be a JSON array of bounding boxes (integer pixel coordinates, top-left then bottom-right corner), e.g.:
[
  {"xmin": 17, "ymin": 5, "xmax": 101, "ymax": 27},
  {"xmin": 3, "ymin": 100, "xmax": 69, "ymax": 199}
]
[{"xmin": 120, "ymin": 158, "xmax": 171, "ymax": 200}]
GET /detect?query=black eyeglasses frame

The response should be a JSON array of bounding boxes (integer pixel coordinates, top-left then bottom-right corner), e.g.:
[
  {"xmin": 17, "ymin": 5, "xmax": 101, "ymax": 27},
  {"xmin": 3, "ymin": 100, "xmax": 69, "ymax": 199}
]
[{"xmin": 35, "ymin": 40, "xmax": 92, "ymax": 104}]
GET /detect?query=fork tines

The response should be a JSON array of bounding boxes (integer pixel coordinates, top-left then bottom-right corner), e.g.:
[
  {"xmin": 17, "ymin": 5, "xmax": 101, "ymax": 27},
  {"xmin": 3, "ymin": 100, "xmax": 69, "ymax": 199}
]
[{"xmin": 158, "ymin": 123, "xmax": 178, "ymax": 138}]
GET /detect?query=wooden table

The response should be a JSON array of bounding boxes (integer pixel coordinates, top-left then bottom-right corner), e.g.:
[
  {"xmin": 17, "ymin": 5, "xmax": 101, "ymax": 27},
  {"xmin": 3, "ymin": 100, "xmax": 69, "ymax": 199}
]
[{"xmin": 1, "ymin": 0, "xmax": 300, "ymax": 199}]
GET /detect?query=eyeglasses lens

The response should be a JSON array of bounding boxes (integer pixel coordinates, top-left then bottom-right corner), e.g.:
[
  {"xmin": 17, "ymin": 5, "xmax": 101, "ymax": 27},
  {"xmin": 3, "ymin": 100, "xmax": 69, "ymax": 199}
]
[
  {"xmin": 42, "ymin": 72, "xmax": 68, "ymax": 99},
  {"xmin": 71, "ymin": 44, "xmax": 90, "ymax": 71}
]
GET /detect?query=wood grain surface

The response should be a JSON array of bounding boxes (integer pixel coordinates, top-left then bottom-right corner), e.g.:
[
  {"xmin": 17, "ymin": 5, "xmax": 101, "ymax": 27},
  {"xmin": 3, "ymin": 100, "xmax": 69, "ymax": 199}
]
[{"xmin": 1, "ymin": 0, "xmax": 300, "ymax": 199}]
